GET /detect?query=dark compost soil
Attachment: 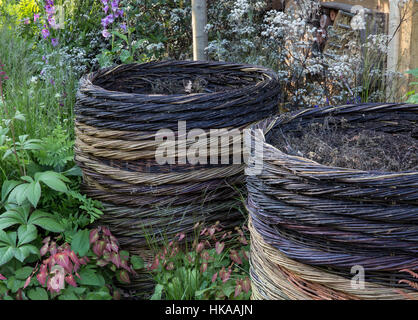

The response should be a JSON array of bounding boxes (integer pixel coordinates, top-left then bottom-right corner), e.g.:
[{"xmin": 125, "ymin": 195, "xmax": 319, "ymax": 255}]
[{"xmin": 270, "ymin": 117, "xmax": 418, "ymax": 172}]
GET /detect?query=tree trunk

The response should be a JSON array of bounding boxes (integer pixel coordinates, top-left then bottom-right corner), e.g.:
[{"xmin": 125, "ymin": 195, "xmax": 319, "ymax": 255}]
[{"xmin": 192, "ymin": 0, "xmax": 208, "ymax": 61}]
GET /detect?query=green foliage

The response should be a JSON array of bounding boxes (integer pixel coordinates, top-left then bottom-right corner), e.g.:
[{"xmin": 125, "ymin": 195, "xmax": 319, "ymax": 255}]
[
  {"xmin": 33, "ymin": 125, "xmax": 74, "ymax": 172},
  {"xmin": 406, "ymin": 68, "xmax": 418, "ymax": 104},
  {"xmin": 148, "ymin": 223, "xmax": 251, "ymax": 300}
]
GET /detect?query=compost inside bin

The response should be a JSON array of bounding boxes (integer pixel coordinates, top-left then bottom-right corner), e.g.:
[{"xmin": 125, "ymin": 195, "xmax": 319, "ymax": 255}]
[
  {"xmin": 91, "ymin": 65, "xmax": 265, "ymax": 95},
  {"xmin": 269, "ymin": 116, "xmax": 418, "ymax": 172}
]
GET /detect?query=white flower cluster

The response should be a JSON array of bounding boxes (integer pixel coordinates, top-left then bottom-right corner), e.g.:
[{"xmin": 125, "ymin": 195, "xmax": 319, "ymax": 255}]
[{"xmin": 207, "ymin": 0, "xmax": 406, "ymax": 107}]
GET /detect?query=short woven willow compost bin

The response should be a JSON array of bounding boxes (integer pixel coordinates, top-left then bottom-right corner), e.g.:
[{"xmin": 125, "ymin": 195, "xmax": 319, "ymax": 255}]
[
  {"xmin": 246, "ymin": 103, "xmax": 418, "ymax": 300},
  {"xmin": 74, "ymin": 60, "xmax": 281, "ymax": 291}
]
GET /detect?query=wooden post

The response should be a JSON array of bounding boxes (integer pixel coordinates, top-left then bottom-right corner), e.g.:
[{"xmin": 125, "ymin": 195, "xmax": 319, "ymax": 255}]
[
  {"xmin": 192, "ymin": 0, "xmax": 208, "ymax": 61},
  {"xmin": 386, "ymin": 0, "xmax": 400, "ymax": 99}
]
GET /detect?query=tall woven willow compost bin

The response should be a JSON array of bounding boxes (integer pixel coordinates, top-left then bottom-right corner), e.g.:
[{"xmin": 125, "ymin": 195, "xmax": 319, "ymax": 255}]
[
  {"xmin": 247, "ymin": 103, "xmax": 418, "ymax": 300},
  {"xmin": 74, "ymin": 60, "xmax": 281, "ymax": 291}
]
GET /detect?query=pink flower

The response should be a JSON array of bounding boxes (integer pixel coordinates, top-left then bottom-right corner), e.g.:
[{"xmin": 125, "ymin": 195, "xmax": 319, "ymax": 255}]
[
  {"xmin": 33, "ymin": 13, "xmax": 40, "ymax": 22},
  {"xmin": 211, "ymin": 272, "xmax": 218, "ymax": 283},
  {"xmin": 102, "ymin": 29, "xmax": 111, "ymax": 38},
  {"xmin": 0, "ymin": 274, "xmax": 6, "ymax": 280}
]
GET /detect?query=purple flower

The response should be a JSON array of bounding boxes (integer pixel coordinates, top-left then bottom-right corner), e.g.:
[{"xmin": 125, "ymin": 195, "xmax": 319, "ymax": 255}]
[
  {"xmin": 23, "ymin": 18, "xmax": 30, "ymax": 25},
  {"xmin": 102, "ymin": 29, "xmax": 111, "ymax": 38},
  {"xmin": 101, "ymin": 0, "xmax": 108, "ymax": 5},
  {"xmin": 116, "ymin": 9, "xmax": 124, "ymax": 17},
  {"xmin": 51, "ymin": 38, "xmax": 58, "ymax": 47},
  {"xmin": 50, "ymin": 78, "xmax": 55, "ymax": 86},
  {"xmin": 42, "ymin": 27, "xmax": 50, "ymax": 39},
  {"xmin": 120, "ymin": 23, "xmax": 127, "ymax": 31},
  {"xmin": 34, "ymin": 13, "xmax": 40, "ymax": 22},
  {"xmin": 103, "ymin": 5, "xmax": 109, "ymax": 13},
  {"xmin": 48, "ymin": 16, "xmax": 58, "ymax": 28},
  {"xmin": 45, "ymin": 5, "xmax": 55, "ymax": 15},
  {"xmin": 111, "ymin": 0, "xmax": 119, "ymax": 12}
]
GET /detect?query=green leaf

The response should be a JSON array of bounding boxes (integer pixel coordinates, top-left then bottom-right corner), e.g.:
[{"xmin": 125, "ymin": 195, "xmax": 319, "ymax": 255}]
[
  {"xmin": 18, "ymin": 244, "xmax": 40, "ymax": 260},
  {"xmin": 1, "ymin": 180, "xmax": 21, "ymax": 203},
  {"xmin": 120, "ymin": 49, "xmax": 133, "ymax": 63},
  {"xmin": 35, "ymin": 171, "xmax": 69, "ymax": 193},
  {"xmin": 15, "ymin": 266, "xmax": 33, "ymax": 280},
  {"xmin": 151, "ymin": 284, "xmax": 164, "ymax": 300},
  {"xmin": 0, "ymin": 247, "xmax": 15, "ymax": 266},
  {"xmin": 71, "ymin": 229, "xmax": 90, "ymax": 257},
  {"xmin": 26, "ymin": 181, "xmax": 41, "ymax": 208},
  {"xmin": 7, "ymin": 276, "xmax": 24, "ymax": 293},
  {"xmin": 131, "ymin": 255, "xmax": 144, "ymax": 270},
  {"xmin": 13, "ymin": 111, "xmax": 26, "ymax": 122},
  {"xmin": 29, "ymin": 210, "xmax": 64, "ymax": 232},
  {"xmin": 2, "ymin": 149, "xmax": 13, "ymax": 161},
  {"xmin": 17, "ymin": 224, "xmax": 37, "ymax": 246},
  {"xmin": 27, "ymin": 287, "xmax": 49, "ymax": 300},
  {"xmin": 112, "ymin": 30, "xmax": 128, "ymax": 43},
  {"xmin": 63, "ymin": 166, "xmax": 82, "ymax": 177},
  {"xmin": 85, "ymin": 290, "xmax": 112, "ymax": 300},
  {"xmin": 0, "ymin": 230, "xmax": 15, "ymax": 246},
  {"xmin": 8, "ymin": 183, "xmax": 30, "ymax": 205},
  {"xmin": 77, "ymin": 269, "xmax": 105, "ymax": 287},
  {"xmin": 0, "ymin": 216, "xmax": 21, "ymax": 230},
  {"xmin": 58, "ymin": 291, "xmax": 78, "ymax": 300}
]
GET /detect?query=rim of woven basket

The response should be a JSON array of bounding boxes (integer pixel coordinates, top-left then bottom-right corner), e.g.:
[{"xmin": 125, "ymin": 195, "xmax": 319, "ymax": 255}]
[
  {"xmin": 249, "ymin": 218, "xmax": 418, "ymax": 300},
  {"xmin": 250, "ymin": 103, "xmax": 418, "ymax": 184},
  {"xmin": 80, "ymin": 60, "xmax": 278, "ymax": 100}
]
